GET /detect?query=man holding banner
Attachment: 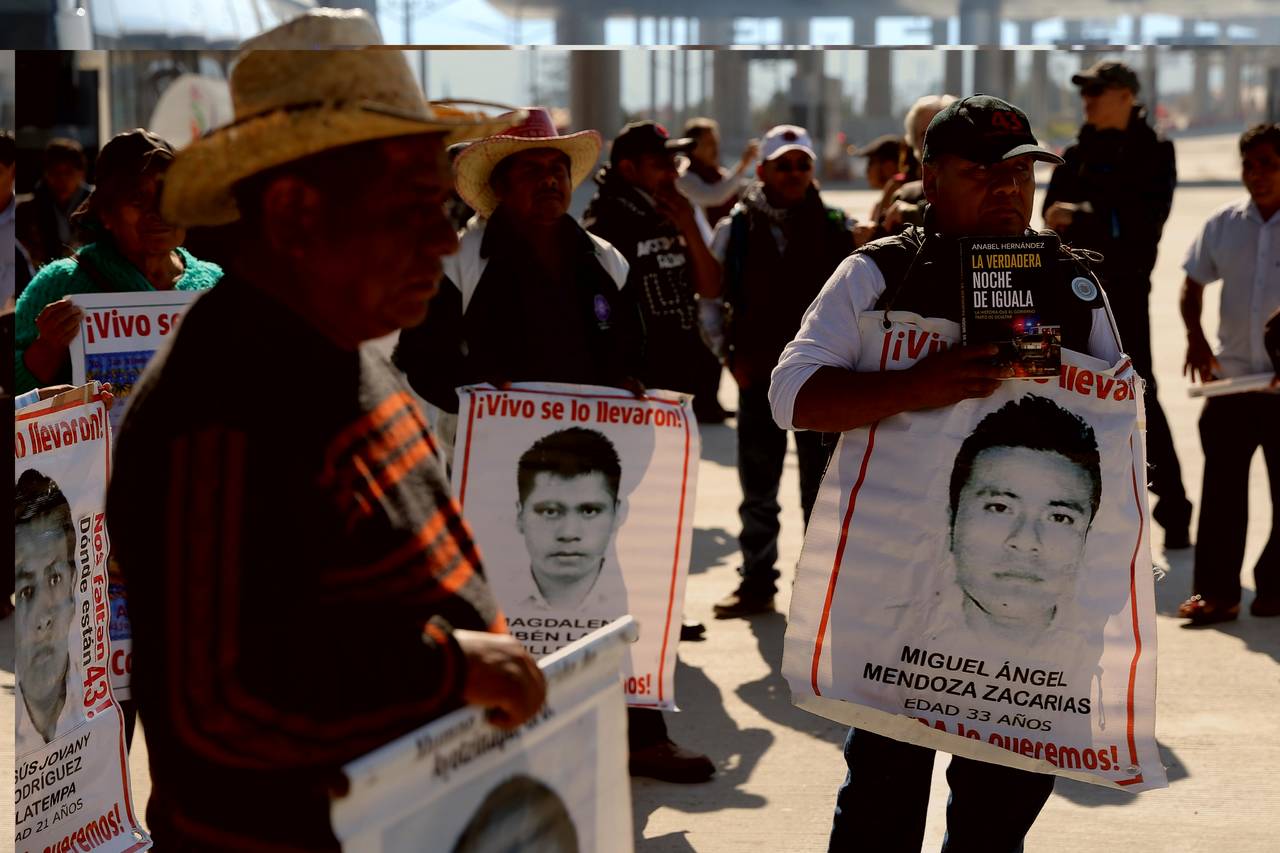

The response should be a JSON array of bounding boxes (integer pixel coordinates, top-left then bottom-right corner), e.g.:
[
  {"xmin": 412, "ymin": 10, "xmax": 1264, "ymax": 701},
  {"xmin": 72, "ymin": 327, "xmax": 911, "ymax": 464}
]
[
  {"xmin": 771, "ymin": 96, "xmax": 1131, "ymax": 851},
  {"xmin": 104, "ymin": 11, "xmax": 546, "ymax": 850}
]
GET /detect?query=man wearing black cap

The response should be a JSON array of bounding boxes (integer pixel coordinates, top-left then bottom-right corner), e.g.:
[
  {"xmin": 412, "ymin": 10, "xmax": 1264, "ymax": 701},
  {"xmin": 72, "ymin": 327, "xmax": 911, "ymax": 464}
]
[
  {"xmin": 1044, "ymin": 59, "xmax": 1193, "ymax": 548},
  {"xmin": 771, "ymin": 95, "xmax": 1122, "ymax": 852},
  {"xmin": 583, "ymin": 120, "xmax": 728, "ymax": 423}
]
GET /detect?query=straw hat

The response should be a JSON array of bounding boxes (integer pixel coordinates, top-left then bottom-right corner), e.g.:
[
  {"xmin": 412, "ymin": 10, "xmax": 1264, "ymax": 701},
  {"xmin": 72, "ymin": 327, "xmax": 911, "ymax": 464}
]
[
  {"xmin": 161, "ymin": 8, "xmax": 522, "ymax": 226},
  {"xmin": 453, "ymin": 108, "xmax": 601, "ymax": 218}
]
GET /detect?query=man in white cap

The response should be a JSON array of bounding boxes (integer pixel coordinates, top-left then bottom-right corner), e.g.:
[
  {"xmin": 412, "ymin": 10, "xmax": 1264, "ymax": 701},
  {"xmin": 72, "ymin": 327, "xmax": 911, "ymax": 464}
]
[
  {"xmin": 105, "ymin": 10, "xmax": 546, "ymax": 849},
  {"xmin": 704, "ymin": 125, "xmax": 854, "ymax": 618}
]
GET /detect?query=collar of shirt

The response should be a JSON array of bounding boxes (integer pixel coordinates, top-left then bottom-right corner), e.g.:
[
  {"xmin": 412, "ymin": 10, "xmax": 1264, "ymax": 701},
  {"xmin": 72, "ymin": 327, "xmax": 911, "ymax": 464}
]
[{"xmin": 15, "ymin": 665, "xmax": 84, "ymax": 757}]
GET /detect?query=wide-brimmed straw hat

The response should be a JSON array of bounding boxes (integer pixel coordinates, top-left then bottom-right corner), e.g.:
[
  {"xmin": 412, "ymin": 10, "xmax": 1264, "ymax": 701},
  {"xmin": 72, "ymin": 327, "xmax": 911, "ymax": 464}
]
[
  {"xmin": 452, "ymin": 108, "xmax": 601, "ymax": 218},
  {"xmin": 161, "ymin": 8, "xmax": 523, "ymax": 226}
]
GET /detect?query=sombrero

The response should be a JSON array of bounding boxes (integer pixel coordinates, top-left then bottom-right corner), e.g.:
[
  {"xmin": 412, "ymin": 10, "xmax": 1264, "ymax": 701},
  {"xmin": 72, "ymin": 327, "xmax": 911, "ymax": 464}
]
[
  {"xmin": 161, "ymin": 8, "xmax": 523, "ymax": 226},
  {"xmin": 453, "ymin": 108, "xmax": 601, "ymax": 218}
]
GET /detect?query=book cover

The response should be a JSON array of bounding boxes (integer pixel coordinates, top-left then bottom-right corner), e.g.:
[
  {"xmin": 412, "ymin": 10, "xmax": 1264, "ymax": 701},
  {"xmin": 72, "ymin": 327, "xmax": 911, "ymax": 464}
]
[{"xmin": 959, "ymin": 235, "xmax": 1061, "ymax": 378}]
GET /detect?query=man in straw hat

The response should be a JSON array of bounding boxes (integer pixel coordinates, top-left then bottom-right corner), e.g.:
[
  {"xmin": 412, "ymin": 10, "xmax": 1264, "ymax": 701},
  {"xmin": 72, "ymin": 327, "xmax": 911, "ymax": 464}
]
[
  {"xmin": 395, "ymin": 107, "xmax": 715, "ymax": 784},
  {"xmin": 105, "ymin": 9, "xmax": 546, "ymax": 849},
  {"xmin": 394, "ymin": 107, "xmax": 643, "ymax": 442}
]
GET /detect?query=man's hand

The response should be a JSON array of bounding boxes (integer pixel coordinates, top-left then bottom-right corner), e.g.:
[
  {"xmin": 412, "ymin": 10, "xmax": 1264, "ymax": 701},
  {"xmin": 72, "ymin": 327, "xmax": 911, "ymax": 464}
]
[
  {"xmin": 654, "ymin": 185, "xmax": 700, "ymax": 238},
  {"xmin": 1044, "ymin": 202, "xmax": 1077, "ymax": 233},
  {"xmin": 738, "ymin": 139, "xmax": 761, "ymax": 169},
  {"xmin": 455, "ymin": 629, "xmax": 546, "ymax": 730},
  {"xmin": 852, "ymin": 222, "xmax": 879, "ymax": 247},
  {"xmin": 904, "ymin": 344, "xmax": 1008, "ymax": 410},
  {"xmin": 621, "ymin": 376, "xmax": 647, "ymax": 398},
  {"xmin": 1183, "ymin": 333, "xmax": 1219, "ymax": 384},
  {"xmin": 34, "ymin": 298, "xmax": 84, "ymax": 348},
  {"xmin": 881, "ymin": 199, "xmax": 916, "ymax": 233}
]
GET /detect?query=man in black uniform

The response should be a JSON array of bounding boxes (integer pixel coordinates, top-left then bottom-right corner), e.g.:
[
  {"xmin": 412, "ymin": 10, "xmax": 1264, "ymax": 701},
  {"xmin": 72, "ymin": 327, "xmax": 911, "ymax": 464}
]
[{"xmin": 1044, "ymin": 60, "xmax": 1192, "ymax": 547}]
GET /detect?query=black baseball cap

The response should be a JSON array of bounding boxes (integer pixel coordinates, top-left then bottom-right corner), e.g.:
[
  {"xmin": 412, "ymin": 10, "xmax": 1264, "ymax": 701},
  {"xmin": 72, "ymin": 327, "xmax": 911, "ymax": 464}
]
[
  {"xmin": 921, "ymin": 95, "xmax": 1063, "ymax": 166},
  {"xmin": 610, "ymin": 120, "xmax": 696, "ymax": 165},
  {"xmin": 854, "ymin": 134, "xmax": 904, "ymax": 160},
  {"xmin": 1071, "ymin": 60, "xmax": 1140, "ymax": 94},
  {"xmin": 72, "ymin": 128, "xmax": 176, "ymax": 227}
]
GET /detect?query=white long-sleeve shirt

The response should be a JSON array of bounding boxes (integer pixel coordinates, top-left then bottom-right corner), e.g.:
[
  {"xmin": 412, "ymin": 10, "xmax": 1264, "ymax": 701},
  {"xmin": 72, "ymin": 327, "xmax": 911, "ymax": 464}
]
[{"xmin": 768, "ymin": 253, "xmax": 1124, "ymax": 431}]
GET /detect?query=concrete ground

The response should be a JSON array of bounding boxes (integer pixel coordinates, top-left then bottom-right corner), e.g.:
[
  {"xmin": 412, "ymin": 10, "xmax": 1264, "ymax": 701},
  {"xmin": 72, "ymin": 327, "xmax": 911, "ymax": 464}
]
[{"xmin": 3, "ymin": 136, "xmax": 1275, "ymax": 853}]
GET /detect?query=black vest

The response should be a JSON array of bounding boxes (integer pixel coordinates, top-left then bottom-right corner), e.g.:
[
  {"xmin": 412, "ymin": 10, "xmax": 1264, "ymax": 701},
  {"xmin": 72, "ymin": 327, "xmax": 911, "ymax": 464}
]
[{"xmin": 858, "ymin": 223, "xmax": 1107, "ymax": 355}]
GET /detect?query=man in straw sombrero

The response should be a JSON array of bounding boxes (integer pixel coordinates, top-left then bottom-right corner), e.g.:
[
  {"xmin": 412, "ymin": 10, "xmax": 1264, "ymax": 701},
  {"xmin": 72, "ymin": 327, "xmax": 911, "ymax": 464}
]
[
  {"xmin": 394, "ymin": 107, "xmax": 643, "ymax": 448},
  {"xmin": 395, "ymin": 107, "xmax": 715, "ymax": 784},
  {"xmin": 106, "ymin": 10, "xmax": 547, "ymax": 849}
]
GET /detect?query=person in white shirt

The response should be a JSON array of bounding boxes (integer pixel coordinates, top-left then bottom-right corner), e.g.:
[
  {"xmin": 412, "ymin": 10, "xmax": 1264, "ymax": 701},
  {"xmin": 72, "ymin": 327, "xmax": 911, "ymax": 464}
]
[
  {"xmin": 675, "ymin": 117, "xmax": 758, "ymax": 223},
  {"xmin": 1177, "ymin": 122, "xmax": 1280, "ymax": 625}
]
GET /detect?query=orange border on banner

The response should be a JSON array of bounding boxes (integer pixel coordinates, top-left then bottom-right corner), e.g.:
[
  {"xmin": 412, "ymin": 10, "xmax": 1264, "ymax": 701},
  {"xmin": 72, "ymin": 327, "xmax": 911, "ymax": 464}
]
[
  {"xmin": 456, "ymin": 386, "xmax": 692, "ymax": 705},
  {"xmin": 805, "ymin": 386, "xmax": 1150, "ymax": 786}
]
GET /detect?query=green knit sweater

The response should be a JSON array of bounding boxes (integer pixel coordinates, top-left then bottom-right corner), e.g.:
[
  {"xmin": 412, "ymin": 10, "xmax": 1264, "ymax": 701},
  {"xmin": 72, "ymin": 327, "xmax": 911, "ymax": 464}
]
[{"xmin": 14, "ymin": 241, "xmax": 222, "ymax": 394}]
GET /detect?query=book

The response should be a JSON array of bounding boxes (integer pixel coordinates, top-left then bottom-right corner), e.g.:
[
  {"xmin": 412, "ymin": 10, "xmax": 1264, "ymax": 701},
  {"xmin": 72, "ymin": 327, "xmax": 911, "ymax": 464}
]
[{"xmin": 959, "ymin": 235, "xmax": 1061, "ymax": 378}]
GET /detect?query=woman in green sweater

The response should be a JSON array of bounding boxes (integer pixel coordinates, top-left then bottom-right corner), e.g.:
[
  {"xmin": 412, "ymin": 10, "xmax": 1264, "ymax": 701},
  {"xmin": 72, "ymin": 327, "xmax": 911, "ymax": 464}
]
[{"xmin": 14, "ymin": 129, "xmax": 221, "ymax": 394}]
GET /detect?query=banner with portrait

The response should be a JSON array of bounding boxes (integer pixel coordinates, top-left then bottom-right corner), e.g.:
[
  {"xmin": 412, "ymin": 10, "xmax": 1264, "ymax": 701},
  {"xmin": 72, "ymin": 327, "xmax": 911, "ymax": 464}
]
[
  {"xmin": 13, "ymin": 385, "xmax": 151, "ymax": 852},
  {"xmin": 452, "ymin": 382, "xmax": 698, "ymax": 711},
  {"xmin": 784, "ymin": 310, "xmax": 1166, "ymax": 791},
  {"xmin": 67, "ymin": 290, "xmax": 198, "ymax": 438},
  {"xmin": 330, "ymin": 617, "xmax": 637, "ymax": 853}
]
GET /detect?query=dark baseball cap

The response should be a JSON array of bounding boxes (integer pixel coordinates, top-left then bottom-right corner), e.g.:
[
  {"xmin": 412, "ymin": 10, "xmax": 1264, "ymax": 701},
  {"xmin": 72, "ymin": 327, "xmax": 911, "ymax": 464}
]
[
  {"xmin": 854, "ymin": 134, "xmax": 904, "ymax": 160},
  {"xmin": 610, "ymin": 120, "xmax": 696, "ymax": 165},
  {"xmin": 72, "ymin": 128, "xmax": 176, "ymax": 227},
  {"xmin": 1071, "ymin": 60, "xmax": 1140, "ymax": 94},
  {"xmin": 921, "ymin": 95, "xmax": 1063, "ymax": 166}
]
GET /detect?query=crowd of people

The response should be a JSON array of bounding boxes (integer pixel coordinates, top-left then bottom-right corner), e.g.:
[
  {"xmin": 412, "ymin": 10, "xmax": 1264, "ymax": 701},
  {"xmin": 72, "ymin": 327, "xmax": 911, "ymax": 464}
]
[{"xmin": 6, "ymin": 6, "xmax": 1280, "ymax": 851}]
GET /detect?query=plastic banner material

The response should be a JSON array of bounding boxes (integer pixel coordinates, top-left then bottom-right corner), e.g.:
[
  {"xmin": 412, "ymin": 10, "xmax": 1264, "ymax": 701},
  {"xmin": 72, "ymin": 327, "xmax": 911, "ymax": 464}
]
[
  {"xmin": 330, "ymin": 617, "xmax": 637, "ymax": 853},
  {"xmin": 67, "ymin": 290, "xmax": 198, "ymax": 438},
  {"xmin": 14, "ymin": 386, "xmax": 151, "ymax": 851},
  {"xmin": 453, "ymin": 382, "xmax": 698, "ymax": 710},
  {"xmin": 784, "ymin": 309, "xmax": 1166, "ymax": 791}
]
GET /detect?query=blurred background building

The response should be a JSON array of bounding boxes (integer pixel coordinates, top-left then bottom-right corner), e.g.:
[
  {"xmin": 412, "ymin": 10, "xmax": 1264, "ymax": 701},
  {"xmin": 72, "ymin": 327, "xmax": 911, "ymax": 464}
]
[{"xmin": 4, "ymin": 1, "xmax": 1278, "ymax": 188}]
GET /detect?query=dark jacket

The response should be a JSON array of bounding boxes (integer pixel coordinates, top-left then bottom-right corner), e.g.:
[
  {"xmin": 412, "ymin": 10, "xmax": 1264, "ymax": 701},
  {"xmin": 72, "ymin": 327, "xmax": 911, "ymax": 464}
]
[
  {"xmin": 395, "ymin": 211, "xmax": 644, "ymax": 413},
  {"xmin": 15, "ymin": 180, "xmax": 92, "ymax": 268},
  {"xmin": 1043, "ymin": 106, "xmax": 1175, "ymax": 300},
  {"xmin": 581, "ymin": 165, "xmax": 720, "ymax": 394},
  {"xmin": 721, "ymin": 186, "xmax": 853, "ymax": 388}
]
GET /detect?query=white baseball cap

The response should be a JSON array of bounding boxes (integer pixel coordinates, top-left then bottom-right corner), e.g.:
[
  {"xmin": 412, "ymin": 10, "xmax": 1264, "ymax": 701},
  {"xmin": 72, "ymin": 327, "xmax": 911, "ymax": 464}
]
[{"xmin": 760, "ymin": 124, "xmax": 816, "ymax": 162}]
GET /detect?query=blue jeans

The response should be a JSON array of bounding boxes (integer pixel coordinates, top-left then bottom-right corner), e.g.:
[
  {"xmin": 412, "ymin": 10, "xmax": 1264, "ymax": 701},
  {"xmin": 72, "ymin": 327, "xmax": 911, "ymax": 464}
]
[
  {"xmin": 736, "ymin": 385, "xmax": 832, "ymax": 594},
  {"xmin": 829, "ymin": 728, "xmax": 1055, "ymax": 853}
]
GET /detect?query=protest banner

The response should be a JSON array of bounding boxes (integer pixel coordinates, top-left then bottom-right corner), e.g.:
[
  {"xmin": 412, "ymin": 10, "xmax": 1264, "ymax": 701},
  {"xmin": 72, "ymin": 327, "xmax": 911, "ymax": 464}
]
[
  {"xmin": 783, "ymin": 309, "xmax": 1166, "ymax": 791},
  {"xmin": 14, "ymin": 385, "xmax": 151, "ymax": 852},
  {"xmin": 452, "ymin": 382, "xmax": 698, "ymax": 711},
  {"xmin": 330, "ymin": 617, "xmax": 637, "ymax": 853},
  {"xmin": 67, "ymin": 291, "xmax": 198, "ymax": 438}
]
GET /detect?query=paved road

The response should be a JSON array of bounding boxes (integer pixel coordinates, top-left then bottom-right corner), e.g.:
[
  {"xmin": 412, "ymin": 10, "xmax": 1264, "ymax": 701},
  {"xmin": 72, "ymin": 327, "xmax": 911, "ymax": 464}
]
[{"xmin": 3, "ymin": 170, "xmax": 1274, "ymax": 853}]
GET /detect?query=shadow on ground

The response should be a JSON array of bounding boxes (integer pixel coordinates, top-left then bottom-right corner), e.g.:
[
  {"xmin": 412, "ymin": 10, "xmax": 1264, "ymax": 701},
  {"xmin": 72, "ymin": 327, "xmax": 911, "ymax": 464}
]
[
  {"xmin": 690, "ymin": 527, "xmax": 738, "ymax": 575},
  {"xmin": 632, "ymin": 656, "xmax": 772, "ymax": 844},
  {"xmin": 738, "ymin": 612, "xmax": 848, "ymax": 746},
  {"xmin": 1054, "ymin": 741, "xmax": 1190, "ymax": 807},
  {"xmin": 699, "ymin": 421, "xmax": 737, "ymax": 469},
  {"xmin": 1155, "ymin": 544, "xmax": 1279, "ymax": 663}
]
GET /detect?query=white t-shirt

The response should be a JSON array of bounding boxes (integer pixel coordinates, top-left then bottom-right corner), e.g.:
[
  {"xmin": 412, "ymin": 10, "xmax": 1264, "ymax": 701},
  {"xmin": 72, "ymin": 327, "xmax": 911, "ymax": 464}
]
[
  {"xmin": 769, "ymin": 253, "xmax": 1124, "ymax": 431},
  {"xmin": 1182, "ymin": 196, "xmax": 1280, "ymax": 378}
]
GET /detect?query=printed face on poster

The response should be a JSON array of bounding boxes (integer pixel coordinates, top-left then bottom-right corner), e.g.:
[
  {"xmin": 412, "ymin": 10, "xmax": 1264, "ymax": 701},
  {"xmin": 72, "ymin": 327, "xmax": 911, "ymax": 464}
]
[
  {"xmin": 785, "ymin": 314, "xmax": 1164, "ymax": 791},
  {"xmin": 13, "ymin": 388, "xmax": 151, "ymax": 852},
  {"xmin": 453, "ymin": 383, "xmax": 698, "ymax": 710},
  {"xmin": 67, "ymin": 290, "xmax": 198, "ymax": 438}
]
